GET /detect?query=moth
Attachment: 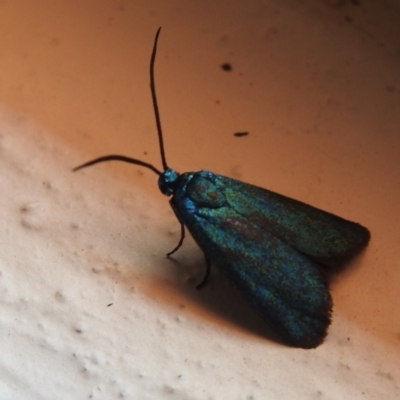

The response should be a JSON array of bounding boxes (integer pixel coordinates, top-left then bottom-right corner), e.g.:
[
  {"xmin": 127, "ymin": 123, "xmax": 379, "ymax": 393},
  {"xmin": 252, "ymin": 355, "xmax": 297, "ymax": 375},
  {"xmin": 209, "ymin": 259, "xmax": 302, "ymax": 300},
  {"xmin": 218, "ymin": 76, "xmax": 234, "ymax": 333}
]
[{"xmin": 74, "ymin": 28, "xmax": 370, "ymax": 348}]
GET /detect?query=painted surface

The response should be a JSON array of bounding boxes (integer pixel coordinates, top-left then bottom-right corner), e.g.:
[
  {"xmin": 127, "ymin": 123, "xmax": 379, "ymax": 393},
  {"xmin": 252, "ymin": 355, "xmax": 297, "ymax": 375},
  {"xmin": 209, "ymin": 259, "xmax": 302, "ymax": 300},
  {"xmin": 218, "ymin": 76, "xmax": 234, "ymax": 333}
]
[{"xmin": 0, "ymin": 1, "xmax": 399, "ymax": 398}]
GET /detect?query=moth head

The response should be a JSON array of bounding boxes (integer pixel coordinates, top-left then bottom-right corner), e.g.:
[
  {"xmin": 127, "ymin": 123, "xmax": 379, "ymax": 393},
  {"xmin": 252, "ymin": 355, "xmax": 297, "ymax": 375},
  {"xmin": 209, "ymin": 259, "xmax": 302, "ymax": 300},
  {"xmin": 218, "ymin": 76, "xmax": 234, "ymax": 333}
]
[{"xmin": 158, "ymin": 169, "xmax": 180, "ymax": 196}]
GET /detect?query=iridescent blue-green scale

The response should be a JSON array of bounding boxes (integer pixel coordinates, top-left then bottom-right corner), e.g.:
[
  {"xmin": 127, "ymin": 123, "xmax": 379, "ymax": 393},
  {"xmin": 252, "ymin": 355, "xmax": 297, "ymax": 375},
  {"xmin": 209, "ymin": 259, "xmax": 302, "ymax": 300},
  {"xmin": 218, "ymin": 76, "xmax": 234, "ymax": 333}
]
[
  {"xmin": 219, "ymin": 175, "xmax": 370, "ymax": 266},
  {"xmin": 170, "ymin": 171, "xmax": 361, "ymax": 348}
]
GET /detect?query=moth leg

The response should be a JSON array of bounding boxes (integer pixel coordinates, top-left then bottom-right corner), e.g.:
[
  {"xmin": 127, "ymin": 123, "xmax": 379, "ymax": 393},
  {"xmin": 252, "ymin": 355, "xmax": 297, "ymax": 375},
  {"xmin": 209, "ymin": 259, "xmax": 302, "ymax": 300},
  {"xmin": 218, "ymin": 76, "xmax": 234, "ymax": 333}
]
[
  {"xmin": 196, "ymin": 256, "xmax": 211, "ymax": 289},
  {"xmin": 167, "ymin": 223, "xmax": 185, "ymax": 257}
]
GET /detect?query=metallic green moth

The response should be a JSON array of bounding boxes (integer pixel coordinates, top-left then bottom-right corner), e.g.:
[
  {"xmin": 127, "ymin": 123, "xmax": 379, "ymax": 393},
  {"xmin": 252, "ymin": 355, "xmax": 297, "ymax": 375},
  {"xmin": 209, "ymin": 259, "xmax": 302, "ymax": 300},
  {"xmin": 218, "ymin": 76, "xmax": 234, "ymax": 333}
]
[{"xmin": 74, "ymin": 28, "xmax": 370, "ymax": 348}]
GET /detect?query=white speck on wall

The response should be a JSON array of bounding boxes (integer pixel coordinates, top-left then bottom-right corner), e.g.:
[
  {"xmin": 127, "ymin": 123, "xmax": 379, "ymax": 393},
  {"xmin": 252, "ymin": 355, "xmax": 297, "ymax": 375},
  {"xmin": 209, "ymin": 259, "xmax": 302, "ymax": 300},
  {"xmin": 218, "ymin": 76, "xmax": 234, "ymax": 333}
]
[{"xmin": 0, "ymin": 1, "xmax": 399, "ymax": 399}]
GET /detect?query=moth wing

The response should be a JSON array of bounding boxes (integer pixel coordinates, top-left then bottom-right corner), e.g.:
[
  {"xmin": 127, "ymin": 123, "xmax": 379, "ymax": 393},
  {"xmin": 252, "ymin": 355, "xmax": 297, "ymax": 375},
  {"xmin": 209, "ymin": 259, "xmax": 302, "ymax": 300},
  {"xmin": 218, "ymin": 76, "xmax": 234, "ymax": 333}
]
[
  {"xmin": 179, "ymin": 198, "xmax": 332, "ymax": 348},
  {"xmin": 173, "ymin": 172, "xmax": 334, "ymax": 348},
  {"xmin": 217, "ymin": 175, "xmax": 370, "ymax": 267}
]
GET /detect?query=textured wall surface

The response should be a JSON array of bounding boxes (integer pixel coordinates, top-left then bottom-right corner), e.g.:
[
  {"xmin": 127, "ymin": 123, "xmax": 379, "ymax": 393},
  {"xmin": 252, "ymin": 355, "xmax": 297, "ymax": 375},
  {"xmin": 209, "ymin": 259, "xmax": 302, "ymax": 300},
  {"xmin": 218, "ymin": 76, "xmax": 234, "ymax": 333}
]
[{"xmin": 0, "ymin": 1, "xmax": 399, "ymax": 399}]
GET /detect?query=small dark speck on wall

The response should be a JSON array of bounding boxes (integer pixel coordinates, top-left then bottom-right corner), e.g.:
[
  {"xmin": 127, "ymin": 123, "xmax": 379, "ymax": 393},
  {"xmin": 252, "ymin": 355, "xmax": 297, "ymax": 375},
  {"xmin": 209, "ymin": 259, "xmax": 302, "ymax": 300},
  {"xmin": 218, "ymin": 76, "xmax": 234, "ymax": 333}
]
[{"xmin": 221, "ymin": 63, "xmax": 232, "ymax": 72}]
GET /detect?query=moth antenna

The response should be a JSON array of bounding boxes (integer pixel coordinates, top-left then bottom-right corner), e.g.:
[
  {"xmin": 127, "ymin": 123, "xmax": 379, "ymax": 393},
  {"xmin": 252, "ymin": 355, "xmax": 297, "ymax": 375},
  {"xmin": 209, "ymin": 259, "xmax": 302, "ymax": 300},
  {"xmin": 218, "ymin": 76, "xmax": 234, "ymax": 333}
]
[
  {"xmin": 73, "ymin": 155, "xmax": 162, "ymax": 176},
  {"xmin": 73, "ymin": 28, "xmax": 166, "ymax": 177},
  {"xmin": 150, "ymin": 27, "xmax": 169, "ymax": 172}
]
